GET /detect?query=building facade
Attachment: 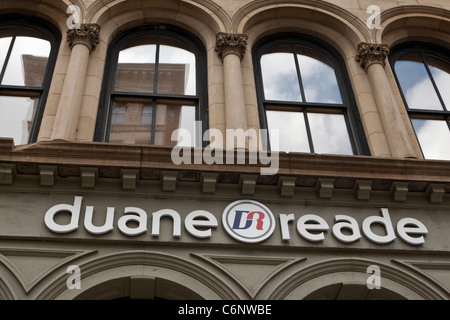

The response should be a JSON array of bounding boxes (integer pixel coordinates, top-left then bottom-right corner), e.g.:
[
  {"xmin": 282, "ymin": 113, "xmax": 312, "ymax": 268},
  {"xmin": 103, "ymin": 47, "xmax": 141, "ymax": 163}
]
[{"xmin": 0, "ymin": 0, "xmax": 449, "ymax": 300}]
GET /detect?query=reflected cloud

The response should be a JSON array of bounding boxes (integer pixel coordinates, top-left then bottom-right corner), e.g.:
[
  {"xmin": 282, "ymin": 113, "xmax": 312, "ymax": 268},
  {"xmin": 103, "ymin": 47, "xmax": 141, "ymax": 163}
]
[{"xmin": 412, "ymin": 119, "xmax": 450, "ymax": 160}]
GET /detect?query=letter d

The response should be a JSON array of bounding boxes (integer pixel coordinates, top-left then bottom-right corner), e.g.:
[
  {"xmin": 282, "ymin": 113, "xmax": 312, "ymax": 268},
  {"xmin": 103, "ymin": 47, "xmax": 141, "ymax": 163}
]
[
  {"xmin": 362, "ymin": 208, "xmax": 396, "ymax": 244},
  {"xmin": 44, "ymin": 196, "xmax": 82, "ymax": 233}
]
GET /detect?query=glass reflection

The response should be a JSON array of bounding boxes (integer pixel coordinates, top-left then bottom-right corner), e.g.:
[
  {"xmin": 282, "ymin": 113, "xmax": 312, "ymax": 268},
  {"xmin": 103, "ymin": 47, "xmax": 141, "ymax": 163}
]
[
  {"xmin": 2, "ymin": 34, "xmax": 51, "ymax": 87},
  {"xmin": 296, "ymin": 45, "xmax": 342, "ymax": 104},
  {"xmin": 0, "ymin": 35, "xmax": 13, "ymax": 71},
  {"xmin": 261, "ymin": 45, "xmax": 302, "ymax": 102},
  {"xmin": 308, "ymin": 112, "xmax": 353, "ymax": 155},
  {"xmin": 0, "ymin": 95, "xmax": 38, "ymax": 145},
  {"xmin": 109, "ymin": 100, "xmax": 153, "ymax": 145},
  {"xmin": 115, "ymin": 36, "xmax": 157, "ymax": 93},
  {"xmin": 109, "ymin": 100, "xmax": 196, "ymax": 147},
  {"xmin": 266, "ymin": 110, "xmax": 309, "ymax": 152},
  {"xmin": 425, "ymin": 54, "xmax": 450, "ymax": 108},
  {"xmin": 395, "ymin": 54, "xmax": 443, "ymax": 111},
  {"xmin": 158, "ymin": 36, "xmax": 196, "ymax": 96},
  {"xmin": 158, "ymin": 104, "xmax": 196, "ymax": 147},
  {"xmin": 411, "ymin": 118, "xmax": 450, "ymax": 160}
]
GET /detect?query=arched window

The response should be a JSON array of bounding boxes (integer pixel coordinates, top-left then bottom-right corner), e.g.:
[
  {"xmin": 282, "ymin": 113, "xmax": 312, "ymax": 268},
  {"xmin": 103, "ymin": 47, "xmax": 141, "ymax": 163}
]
[
  {"xmin": 390, "ymin": 43, "xmax": 450, "ymax": 160},
  {"xmin": 95, "ymin": 25, "xmax": 208, "ymax": 147},
  {"xmin": 253, "ymin": 34, "xmax": 369, "ymax": 155},
  {"xmin": 0, "ymin": 16, "xmax": 60, "ymax": 145}
]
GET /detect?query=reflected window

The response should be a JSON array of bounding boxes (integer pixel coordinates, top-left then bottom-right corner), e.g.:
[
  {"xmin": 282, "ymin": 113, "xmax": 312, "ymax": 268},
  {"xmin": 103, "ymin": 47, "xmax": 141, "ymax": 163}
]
[
  {"xmin": 0, "ymin": 17, "xmax": 60, "ymax": 145},
  {"xmin": 390, "ymin": 43, "xmax": 450, "ymax": 160},
  {"xmin": 95, "ymin": 25, "xmax": 207, "ymax": 147},
  {"xmin": 254, "ymin": 35, "xmax": 368, "ymax": 155}
]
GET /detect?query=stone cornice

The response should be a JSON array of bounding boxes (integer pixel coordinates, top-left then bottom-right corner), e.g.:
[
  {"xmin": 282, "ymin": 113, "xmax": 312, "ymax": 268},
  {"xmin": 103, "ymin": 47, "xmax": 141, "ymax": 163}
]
[
  {"xmin": 215, "ymin": 32, "xmax": 248, "ymax": 61},
  {"xmin": 67, "ymin": 24, "xmax": 100, "ymax": 52},
  {"xmin": 0, "ymin": 139, "xmax": 449, "ymax": 193},
  {"xmin": 356, "ymin": 42, "xmax": 390, "ymax": 71}
]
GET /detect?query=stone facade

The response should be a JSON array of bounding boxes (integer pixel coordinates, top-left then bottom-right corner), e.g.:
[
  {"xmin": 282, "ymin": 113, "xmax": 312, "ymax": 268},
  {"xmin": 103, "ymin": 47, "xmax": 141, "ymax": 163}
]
[{"xmin": 0, "ymin": 0, "xmax": 449, "ymax": 300}]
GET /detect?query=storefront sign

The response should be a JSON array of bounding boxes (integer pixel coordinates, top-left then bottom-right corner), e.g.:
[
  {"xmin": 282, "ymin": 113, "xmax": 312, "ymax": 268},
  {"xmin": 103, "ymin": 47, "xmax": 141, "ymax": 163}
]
[{"xmin": 44, "ymin": 197, "xmax": 428, "ymax": 246}]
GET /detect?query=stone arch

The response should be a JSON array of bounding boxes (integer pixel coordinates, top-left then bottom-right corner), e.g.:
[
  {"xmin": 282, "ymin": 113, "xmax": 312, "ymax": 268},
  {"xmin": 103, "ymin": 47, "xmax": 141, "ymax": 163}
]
[
  {"xmin": 233, "ymin": 0, "xmax": 370, "ymax": 59},
  {"xmin": 232, "ymin": 1, "xmax": 383, "ymax": 155},
  {"xmin": 378, "ymin": 6, "xmax": 450, "ymax": 48},
  {"xmin": 0, "ymin": 0, "xmax": 70, "ymax": 32},
  {"xmin": 86, "ymin": 0, "xmax": 229, "ymax": 45},
  {"xmin": 268, "ymin": 258, "xmax": 450, "ymax": 300},
  {"xmin": 36, "ymin": 251, "xmax": 239, "ymax": 300},
  {"xmin": 66, "ymin": 0, "xmax": 229, "ymax": 143}
]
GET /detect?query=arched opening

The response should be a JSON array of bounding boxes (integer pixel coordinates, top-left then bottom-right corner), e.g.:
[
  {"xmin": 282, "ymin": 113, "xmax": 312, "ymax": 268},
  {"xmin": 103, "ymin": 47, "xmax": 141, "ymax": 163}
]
[
  {"xmin": 304, "ymin": 283, "xmax": 406, "ymax": 300},
  {"xmin": 74, "ymin": 276, "xmax": 203, "ymax": 300}
]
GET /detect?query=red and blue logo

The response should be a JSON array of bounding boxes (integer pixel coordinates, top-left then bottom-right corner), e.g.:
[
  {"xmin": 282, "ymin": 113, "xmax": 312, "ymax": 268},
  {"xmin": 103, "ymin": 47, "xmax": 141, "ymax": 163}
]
[{"xmin": 222, "ymin": 200, "xmax": 275, "ymax": 243}]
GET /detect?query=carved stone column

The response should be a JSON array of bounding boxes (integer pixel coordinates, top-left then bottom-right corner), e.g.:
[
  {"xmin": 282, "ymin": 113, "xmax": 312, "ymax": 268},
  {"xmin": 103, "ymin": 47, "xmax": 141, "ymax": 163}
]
[
  {"xmin": 215, "ymin": 33, "xmax": 249, "ymax": 148},
  {"xmin": 51, "ymin": 24, "xmax": 100, "ymax": 141},
  {"xmin": 356, "ymin": 42, "xmax": 416, "ymax": 158}
]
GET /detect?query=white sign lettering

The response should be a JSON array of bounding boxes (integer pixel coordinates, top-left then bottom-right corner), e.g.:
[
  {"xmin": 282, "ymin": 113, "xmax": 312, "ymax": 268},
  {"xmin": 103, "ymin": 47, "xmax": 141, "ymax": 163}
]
[{"xmin": 43, "ymin": 197, "xmax": 428, "ymax": 246}]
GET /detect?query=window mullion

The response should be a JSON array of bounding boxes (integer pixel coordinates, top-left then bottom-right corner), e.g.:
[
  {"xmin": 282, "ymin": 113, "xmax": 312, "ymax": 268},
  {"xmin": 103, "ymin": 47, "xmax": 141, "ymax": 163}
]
[
  {"xmin": 0, "ymin": 25, "xmax": 19, "ymax": 84},
  {"xmin": 292, "ymin": 44, "xmax": 306, "ymax": 103},
  {"xmin": 421, "ymin": 53, "xmax": 448, "ymax": 112},
  {"xmin": 303, "ymin": 108, "xmax": 315, "ymax": 153}
]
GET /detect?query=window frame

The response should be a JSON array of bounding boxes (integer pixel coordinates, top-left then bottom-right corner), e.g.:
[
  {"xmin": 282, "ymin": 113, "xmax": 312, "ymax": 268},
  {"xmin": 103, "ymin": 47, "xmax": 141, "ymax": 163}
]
[
  {"xmin": 389, "ymin": 42, "xmax": 450, "ymax": 119},
  {"xmin": 252, "ymin": 33, "xmax": 370, "ymax": 156},
  {"xmin": 389, "ymin": 42, "xmax": 450, "ymax": 159},
  {"xmin": 95, "ymin": 24, "xmax": 209, "ymax": 147},
  {"xmin": 0, "ymin": 15, "xmax": 61, "ymax": 144}
]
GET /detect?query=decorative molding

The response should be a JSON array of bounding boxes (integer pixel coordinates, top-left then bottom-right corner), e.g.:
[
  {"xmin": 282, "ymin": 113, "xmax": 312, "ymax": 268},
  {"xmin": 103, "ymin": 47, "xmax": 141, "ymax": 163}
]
[
  {"xmin": 215, "ymin": 32, "xmax": 248, "ymax": 61},
  {"xmin": 0, "ymin": 164, "xmax": 15, "ymax": 185},
  {"xmin": 67, "ymin": 24, "xmax": 100, "ymax": 52},
  {"xmin": 427, "ymin": 183, "xmax": 445, "ymax": 204},
  {"xmin": 39, "ymin": 165, "xmax": 57, "ymax": 187},
  {"xmin": 391, "ymin": 181, "xmax": 409, "ymax": 202},
  {"xmin": 353, "ymin": 180, "xmax": 372, "ymax": 200},
  {"xmin": 240, "ymin": 174, "xmax": 257, "ymax": 195},
  {"xmin": 161, "ymin": 171, "xmax": 177, "ymax": 192},
  {"xmin": 356, "ymin": 42, "xmax": 390, "ymax": 71},
  {"xmin": 201, "ymin": 173, "xmax": 218, "ymax": 194},
  {"xmin": 278, "ymin": 176, "xmax": 297, "ymax": 197},
  {"xmin": 121, "ymin": 169, "xmax": 138, "ymax": 190},
  {"xmin": 316, "ymin": 178, "xmax": 335, "ymax": 199}
]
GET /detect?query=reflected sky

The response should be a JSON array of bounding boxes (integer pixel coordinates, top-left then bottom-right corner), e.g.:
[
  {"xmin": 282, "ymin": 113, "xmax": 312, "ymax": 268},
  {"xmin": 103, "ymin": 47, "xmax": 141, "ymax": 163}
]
[
  {"xmin": 266, "ymin": 110, "xmax": 309, "ymax": 152},
  {"xmin": 412, "ymin": 119, "xmax": 450, "ymax": 160},
  {"xmin": 0, "ymin": 96, "xmax": 37, "ymax": 145},
  {"xmin": 115, "ymin": 37, "xmax": 196, "ymax": 96},
  {"xmin": 260, "ymin": 44, "xmax": 342, "ymax": 104},
  {"xmin": 395, "ymin": 56, "xmax": 443, "ymax": 111},
  {"xmin": 1, "ymin": 36, "xmax": 50, "ymax": 87},
  {"xmin": 266, "ymin": 110, "xmax": 353, "ymax": 155},
  {"xmin": 395, "ymin": 52, "xmax": 450, "ymax": 160},
  {"xmin": 308, "ymin": 113, "xmax": 353, "ymax": 155},
  {"xmin": 261, "ymin": 52, "xmax": 302, "ymax": 101}
]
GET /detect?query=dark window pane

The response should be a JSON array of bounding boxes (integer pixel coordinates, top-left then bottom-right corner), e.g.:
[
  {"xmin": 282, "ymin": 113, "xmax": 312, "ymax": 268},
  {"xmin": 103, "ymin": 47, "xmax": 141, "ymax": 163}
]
[
  {"xmin": 155, "ymin": 104, "xmax": 196, "ymax": 147},
  {"xmin": 109, "ymin": 100, "xmax": 153, "ymax": 145}
]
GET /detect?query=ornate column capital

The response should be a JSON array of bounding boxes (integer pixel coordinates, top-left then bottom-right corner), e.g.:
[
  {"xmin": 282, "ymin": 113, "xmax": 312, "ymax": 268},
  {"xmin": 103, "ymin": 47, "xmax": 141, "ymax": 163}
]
[
  {"xmin": 356, "ymin": 42, "xmax": 390, "ymax": 71},
  {"xmin": 215, "ymin": 32, "xmax": 248, "ymax": 61},
  {"xmin": 67, "ymin": 24, "xmax": 100, "ymax": 52}
]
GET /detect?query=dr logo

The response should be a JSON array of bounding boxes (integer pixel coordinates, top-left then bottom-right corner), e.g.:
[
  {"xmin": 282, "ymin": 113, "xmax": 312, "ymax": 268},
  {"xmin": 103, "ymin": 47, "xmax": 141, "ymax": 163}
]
[{"xmin": 223, "ymin": 200, "xmax": 275, "ymax": 243}]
